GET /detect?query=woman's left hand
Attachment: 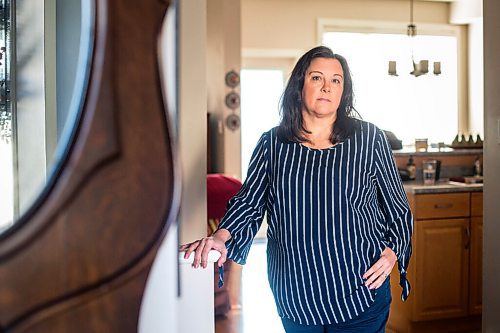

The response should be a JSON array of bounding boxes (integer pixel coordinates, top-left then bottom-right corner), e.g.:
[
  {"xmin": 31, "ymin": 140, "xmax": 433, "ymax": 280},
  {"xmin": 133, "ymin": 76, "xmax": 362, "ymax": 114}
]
[{"xmin": 362, "ymin": 247, "xmax": 397, "ymax": 289}]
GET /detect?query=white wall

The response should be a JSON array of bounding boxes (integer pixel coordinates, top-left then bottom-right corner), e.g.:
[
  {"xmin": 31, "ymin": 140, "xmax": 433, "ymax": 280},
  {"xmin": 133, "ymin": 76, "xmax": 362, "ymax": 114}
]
[
  {"xmin": 206, "ymin": 0, "xmax": 244, "ymax": 310},
  {"xmin": 450, "ymin": 0, "xmax": 482, "ymax": 23},
  {"xmin": 482, "ymin": 0, "xmax": 500, "ymax": 331},
  {"xmin": 467, "ymin": 20, "xmax": 484, "ymax": 137},
  {"xmin": 179, "ymin": 0, "xmax": 207, "ymax": 244},
  {"xmin": 207, "ymin": 0, "xmax": 242, "ymax": 179},
  {"xmin": 140, "ymin": 1, "xmax": 213, "ymax": 331},
  {"xmin": 451, "ymin": 0, "xmax": 484, "ymax": 137},
  {"xmin": 242, "ymin": 0, "xmax": 449, "ymax": 51},
  {"xmin": 139, "ymin": 225, "xmax": 178, "ymax": 333}
]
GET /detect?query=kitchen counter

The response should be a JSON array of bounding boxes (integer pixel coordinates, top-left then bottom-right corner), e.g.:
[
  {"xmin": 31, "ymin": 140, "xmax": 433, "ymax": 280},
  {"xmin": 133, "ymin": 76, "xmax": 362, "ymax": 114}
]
[
  {"xmin": 393, "ymin": 147, "xmax": 482, "ymax": 157},
  {"xmin": 403, "ymin": 180, "xmax": 483, "ymax": 194}
]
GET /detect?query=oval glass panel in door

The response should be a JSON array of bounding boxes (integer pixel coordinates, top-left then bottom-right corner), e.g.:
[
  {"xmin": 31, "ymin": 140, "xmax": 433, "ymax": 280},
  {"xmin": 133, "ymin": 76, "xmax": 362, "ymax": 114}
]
[{"xmin": 0, "ymin": 0, "xmax": 94, "ymax": 233}]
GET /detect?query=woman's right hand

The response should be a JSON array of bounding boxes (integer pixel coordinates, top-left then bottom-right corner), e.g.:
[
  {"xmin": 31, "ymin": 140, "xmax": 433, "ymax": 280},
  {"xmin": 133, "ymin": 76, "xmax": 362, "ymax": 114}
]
[{"xmin": 179, "ymin": 229, "xmax": 231, "ymax": 269}]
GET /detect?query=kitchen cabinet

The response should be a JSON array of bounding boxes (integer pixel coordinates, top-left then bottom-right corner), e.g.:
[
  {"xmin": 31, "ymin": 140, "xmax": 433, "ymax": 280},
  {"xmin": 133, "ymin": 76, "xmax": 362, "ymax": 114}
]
[
  {"xmin": 469, "ymin": 192, "xmax": 483, "ymax": 315},
  {"xmin": 387, "ymin": 190, "xmax": 482, "ymax": 333},
  {"xmin": 414, "ymin": 217, "xmax": 469, "ymax": 320}
]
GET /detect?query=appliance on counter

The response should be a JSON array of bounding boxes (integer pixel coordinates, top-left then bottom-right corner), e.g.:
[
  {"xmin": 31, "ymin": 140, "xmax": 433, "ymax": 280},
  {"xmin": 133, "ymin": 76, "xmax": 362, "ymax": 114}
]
[
  {"xmin": 383, "ymin": 130, "xmax": 403, "ymax": 150},
  {"xmin": 398, "ymin": 168, "xmax": 411, "ymax": 181}
]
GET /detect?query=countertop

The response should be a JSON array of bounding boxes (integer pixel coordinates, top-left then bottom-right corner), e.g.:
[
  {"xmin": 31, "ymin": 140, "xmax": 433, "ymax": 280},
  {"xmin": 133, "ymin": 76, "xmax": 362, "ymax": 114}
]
[
  {"xmin": 403, "ymin": 180, "xmax": 483, "ymax": 194},
  {"xmin": 393, "ymin": 147, "xmax": 483, "ymax": 157}
]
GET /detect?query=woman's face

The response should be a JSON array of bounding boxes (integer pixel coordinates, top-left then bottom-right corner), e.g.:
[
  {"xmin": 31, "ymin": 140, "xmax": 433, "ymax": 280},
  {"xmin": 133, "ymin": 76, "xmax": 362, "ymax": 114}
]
[{"xmin": 301, "ymin": 57, "xmax": 344, "ymax": 120}]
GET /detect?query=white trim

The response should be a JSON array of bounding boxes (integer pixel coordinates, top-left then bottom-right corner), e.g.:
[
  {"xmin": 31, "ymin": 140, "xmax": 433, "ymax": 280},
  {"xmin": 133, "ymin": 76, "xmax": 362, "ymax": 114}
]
[
  {"xmin": 177, "ymin": 248, "xmax": 218, "ymax": 333},
  {"xmin": 317, "ymin": 18, "xmax": 460, "ymax": 45},
  {"xmin": 241, "ymin": 50, "xmax": 298, "ymax": 80},
  {"xmin": 242, "ymin": 48, "xmax": 303, "ymax": 60}
]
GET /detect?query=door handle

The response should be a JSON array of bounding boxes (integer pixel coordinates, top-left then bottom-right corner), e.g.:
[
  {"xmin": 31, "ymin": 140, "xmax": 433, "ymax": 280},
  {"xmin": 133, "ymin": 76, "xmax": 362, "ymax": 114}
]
[
  {"xmin": 434, "ymin": 203, "xmax": 453, "ymax": 209},
  {"xmin": 464, "ymin": 225, "xmax": 471, "ymax": 250}
]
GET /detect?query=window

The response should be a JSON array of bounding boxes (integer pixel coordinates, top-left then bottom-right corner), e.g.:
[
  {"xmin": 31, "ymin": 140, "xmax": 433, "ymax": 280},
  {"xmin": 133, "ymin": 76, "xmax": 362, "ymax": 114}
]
[
  {"xmin": 322, "ymin": 29, "xmax": 458, "ymax": 146},
  {"xmin": 240, "ymin": 69, "xmax": 282, "ymax": 178}
]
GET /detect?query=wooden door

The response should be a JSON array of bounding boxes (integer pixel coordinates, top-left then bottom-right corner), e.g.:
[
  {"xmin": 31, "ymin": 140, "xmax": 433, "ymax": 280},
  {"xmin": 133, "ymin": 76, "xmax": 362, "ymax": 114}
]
[
  {"xmin": 0, "ymin": 0, "xmax": 177, "ymax": 332},
  {"xmin": 414, "ymin": 218, "xmax": 470, "ymax": 321}
]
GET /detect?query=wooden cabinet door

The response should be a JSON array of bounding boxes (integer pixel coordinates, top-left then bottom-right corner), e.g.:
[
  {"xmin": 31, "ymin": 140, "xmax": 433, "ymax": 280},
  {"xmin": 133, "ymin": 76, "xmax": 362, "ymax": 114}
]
[
  {"xmin": 414, "ymin": 218, "xmax": 470, "ymax": 321},
  {"xmin": 471, "ymin": 192, "xmax": 483, "ymax": 217},
  {"xmin": 469, "ymin": 216, "xmax": 483, "ymax": 314}
]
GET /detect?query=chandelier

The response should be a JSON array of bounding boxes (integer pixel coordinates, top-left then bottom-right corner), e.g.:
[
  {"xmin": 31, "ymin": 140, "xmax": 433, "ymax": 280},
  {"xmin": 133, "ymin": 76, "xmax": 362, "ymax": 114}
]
[{"xmin": 388, "ymin": 0, "xmax": 441, "ymax": 77}]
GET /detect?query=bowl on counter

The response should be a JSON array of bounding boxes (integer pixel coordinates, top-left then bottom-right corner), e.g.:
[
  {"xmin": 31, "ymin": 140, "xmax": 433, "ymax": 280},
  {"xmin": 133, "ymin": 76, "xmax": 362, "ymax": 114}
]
[{"xmin": 449, "ymin": 175, "xmax": 483, "ymax": 184}]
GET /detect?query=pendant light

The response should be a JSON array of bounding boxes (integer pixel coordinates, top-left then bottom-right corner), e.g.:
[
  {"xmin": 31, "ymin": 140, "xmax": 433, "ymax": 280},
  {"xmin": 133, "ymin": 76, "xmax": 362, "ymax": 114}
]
[
  {"xmin": 408, "ymin": 0, "xmax": 428, "ymax": 77},
  {"xmin": 388, "ymin": 0, "xmax": 441, "ymax": 77}
]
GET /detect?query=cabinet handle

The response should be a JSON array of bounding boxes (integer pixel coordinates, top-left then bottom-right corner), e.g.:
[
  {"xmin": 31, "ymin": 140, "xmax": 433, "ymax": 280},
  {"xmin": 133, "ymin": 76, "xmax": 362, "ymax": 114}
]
[
  {"xmin": 434, "ymin": 203, "xmax": 453, "ymax": 209},
  {"xmin": 464, "ymin": 225, "xmax": 471, "ymax": 250}
]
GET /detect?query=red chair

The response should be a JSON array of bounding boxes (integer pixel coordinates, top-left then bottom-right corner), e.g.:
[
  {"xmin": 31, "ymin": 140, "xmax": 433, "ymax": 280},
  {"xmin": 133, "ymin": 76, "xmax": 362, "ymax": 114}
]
[{"xmin": 207, "ymin": 174, "xmax": 242, "ymax": 316}]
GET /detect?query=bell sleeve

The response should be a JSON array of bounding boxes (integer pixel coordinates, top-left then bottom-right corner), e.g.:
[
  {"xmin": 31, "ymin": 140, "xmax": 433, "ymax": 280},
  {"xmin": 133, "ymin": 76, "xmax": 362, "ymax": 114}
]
[
  {"xmin": 374, "ymin": 128, "xmax": 414, "ymax": 301},
  {"xmin": 216, "ymin": 132, "xmax": 270, "ymax": 265}
]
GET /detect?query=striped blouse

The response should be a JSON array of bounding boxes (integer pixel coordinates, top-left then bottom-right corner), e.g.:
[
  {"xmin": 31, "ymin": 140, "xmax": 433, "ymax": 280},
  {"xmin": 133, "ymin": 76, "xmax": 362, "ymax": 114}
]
[{"xmin": 217, "ymin": 120, "xmax": 413, "ymax": 325}]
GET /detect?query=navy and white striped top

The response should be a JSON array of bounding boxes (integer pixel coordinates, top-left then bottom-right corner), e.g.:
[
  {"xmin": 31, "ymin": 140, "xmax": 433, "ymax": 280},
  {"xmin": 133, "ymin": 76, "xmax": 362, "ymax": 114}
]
[{"xmin": 217, "ymin": 120, "xmax": 413, "ymax": 325}]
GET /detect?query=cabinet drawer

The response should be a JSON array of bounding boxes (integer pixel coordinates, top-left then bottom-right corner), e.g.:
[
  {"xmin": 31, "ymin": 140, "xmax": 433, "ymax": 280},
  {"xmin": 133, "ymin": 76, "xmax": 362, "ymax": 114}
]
[
  {"xmin": 471, "ymin": 192, "xmax": 483, "ymax": 217},
  {"xmin": 415, "ymin": 193, "xmax": 470, "ymax": 219}
]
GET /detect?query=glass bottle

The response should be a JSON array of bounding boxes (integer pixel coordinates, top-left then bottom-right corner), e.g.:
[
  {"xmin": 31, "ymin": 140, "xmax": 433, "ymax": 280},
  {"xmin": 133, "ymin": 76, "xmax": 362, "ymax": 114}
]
[{"xmin": 407, "ymin": 155, "xmax": 416, "ymax": 181}]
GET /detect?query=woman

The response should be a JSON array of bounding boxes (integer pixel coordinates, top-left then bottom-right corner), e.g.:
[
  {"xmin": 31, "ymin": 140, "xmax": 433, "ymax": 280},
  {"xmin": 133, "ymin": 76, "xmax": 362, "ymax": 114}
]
[{"xmin": 181, "ymin": 46, "xmax": 413, "ymax": 332}]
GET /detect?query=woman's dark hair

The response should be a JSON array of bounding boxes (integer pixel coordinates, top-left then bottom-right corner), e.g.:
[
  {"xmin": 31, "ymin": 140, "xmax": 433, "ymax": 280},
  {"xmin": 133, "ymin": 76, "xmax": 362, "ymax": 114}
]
[{"xmin": 277, "ymin": 45, "xmax": 360, "ymax": 144}]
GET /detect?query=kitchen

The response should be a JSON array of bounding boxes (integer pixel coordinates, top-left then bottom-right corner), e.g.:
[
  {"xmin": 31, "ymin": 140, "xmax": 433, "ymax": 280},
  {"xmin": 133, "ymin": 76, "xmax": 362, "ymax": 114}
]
[
  {"xmin": 0, "ymin": 0, "xmax": 498, "ymax": 332},
  {"xmin": 198, "ymin": 0, "xmax": 495, "ymax": 332}
]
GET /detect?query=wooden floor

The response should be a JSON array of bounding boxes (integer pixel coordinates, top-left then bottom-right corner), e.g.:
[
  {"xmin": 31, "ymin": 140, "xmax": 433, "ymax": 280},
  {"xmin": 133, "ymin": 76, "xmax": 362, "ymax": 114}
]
[{"xmin": 215, "ymin": 240, "xmax": 284, "ymax": 333}]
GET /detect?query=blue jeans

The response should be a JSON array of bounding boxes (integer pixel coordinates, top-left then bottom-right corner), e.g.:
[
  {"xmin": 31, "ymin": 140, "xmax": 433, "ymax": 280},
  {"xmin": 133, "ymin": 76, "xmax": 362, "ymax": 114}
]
[{"xmin": 281, "ymin": 279, "xmax": 392, "ymax": 333}]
